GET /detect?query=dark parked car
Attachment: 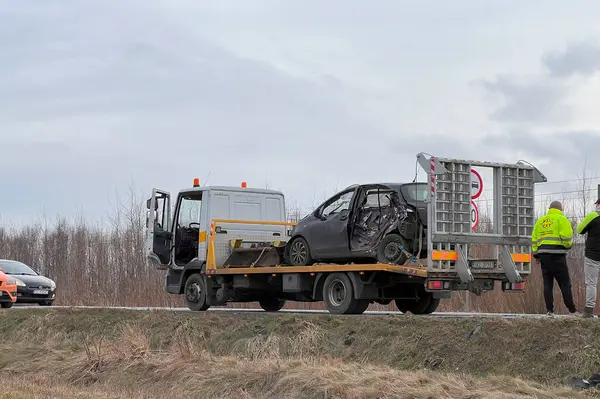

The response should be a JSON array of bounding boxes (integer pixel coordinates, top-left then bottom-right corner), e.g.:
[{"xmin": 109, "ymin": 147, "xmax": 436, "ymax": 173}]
[
  {"xmin": 284, "ymin": 182, "xmax": 428, "ymax": 266},
  {"xmin": 0, "ymin": 260, "xmax": 56, "ymax": 306}
]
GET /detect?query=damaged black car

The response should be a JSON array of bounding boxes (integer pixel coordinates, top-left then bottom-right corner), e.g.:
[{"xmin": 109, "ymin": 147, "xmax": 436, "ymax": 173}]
[{"xmin": 284, "ymin": 183, "xmax": 426, "ymax": 266}]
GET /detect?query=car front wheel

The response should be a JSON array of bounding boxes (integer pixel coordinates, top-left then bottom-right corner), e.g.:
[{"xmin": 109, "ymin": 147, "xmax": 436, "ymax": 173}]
[
  {"xmin": 1, "ymin": 302, "xmax": 14, "ymax": 309},
  {"xmin": 288, "ymin": 237, "xmax": 313, "ymax": 266}
]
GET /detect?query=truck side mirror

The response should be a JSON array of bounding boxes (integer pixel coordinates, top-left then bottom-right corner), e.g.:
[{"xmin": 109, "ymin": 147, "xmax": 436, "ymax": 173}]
[{"xmin": 146, "ymin": 198, "xmax": 151, "ymax": 209}]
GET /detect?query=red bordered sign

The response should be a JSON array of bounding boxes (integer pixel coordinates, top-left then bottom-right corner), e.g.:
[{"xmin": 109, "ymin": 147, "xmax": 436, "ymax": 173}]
[{"xmin": 471, "ymin": 169, "xmax": 483, "ymax": 199}]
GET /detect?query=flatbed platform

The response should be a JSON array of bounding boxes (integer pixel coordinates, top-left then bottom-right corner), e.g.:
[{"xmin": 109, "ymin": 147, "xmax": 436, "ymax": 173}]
[{"xmin": 205, "ymin": 263, "xmax": 429, "ymax": 277}]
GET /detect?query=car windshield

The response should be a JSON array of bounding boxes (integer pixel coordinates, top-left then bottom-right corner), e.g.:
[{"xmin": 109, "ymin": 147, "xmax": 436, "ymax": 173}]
[{"xmin": 0, "ymin": 261, "xmax": 37, "ymax": 276}]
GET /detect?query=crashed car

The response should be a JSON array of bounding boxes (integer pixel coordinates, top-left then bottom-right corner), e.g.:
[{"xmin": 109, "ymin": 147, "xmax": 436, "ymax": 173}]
[
  {"xmin": 0, "ymin": 270, "xmax": 18, "ymax": 308},
  {"xmin": 284, "ymin": 183, "xmax": 427, "ymax": 266}
]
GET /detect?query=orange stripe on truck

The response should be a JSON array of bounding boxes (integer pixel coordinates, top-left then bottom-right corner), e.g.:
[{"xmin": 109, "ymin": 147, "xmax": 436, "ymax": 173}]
[
  {"xmin": 431, "ymin": 250, "xmax": 458, "ymax": 261},
  {"xmin": 511, "ymin": 253, "xmax": 531, "ymax": 263}
]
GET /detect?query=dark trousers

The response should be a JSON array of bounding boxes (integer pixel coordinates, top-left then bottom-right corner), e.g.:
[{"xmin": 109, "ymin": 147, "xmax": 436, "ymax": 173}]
[{"xmin": 538, "ymin": 253, "xmax": 577, "ymax": 313}]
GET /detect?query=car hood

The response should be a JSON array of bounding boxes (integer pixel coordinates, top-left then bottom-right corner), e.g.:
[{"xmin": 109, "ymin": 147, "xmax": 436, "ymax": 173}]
[{"xmin": 8, "ymin": 274, "xmax": 54, "ymax": 287}]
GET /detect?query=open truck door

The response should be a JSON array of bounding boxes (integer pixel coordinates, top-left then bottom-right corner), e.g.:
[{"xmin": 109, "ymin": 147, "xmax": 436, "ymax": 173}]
[{"xmin": 146, "ymin": 189, "xmax": 172, "ymax": 270}]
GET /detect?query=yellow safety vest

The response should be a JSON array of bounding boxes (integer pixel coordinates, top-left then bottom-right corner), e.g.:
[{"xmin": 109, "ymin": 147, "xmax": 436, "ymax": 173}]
[{"xmin": 532, "ymin": 208, "xmax": 573, "ymax": 255}]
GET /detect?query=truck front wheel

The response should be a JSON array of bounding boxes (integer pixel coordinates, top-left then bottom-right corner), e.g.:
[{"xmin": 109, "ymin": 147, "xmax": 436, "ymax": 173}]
[{"xmin": 184, "ymin": 273, "xmax": 210, "ymax": 311}]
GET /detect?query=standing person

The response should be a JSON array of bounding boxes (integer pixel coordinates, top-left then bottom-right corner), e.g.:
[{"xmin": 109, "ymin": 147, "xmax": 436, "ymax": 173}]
[
  {"xmin": 532, "ymin": 200, "xmax": 579, "ymax": 317},
  {"xmin": 577, "ymin": 199, "xmax": 600, "ymax": 318}
]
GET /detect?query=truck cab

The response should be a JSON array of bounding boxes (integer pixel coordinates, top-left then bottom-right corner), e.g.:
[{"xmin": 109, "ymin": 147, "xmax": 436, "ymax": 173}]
[{"xmin": 146, "ymin": 180, "xmax": 287, "ymax": 294}]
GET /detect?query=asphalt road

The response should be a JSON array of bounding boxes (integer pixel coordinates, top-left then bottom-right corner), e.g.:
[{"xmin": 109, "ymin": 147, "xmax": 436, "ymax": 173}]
[{"xmin": 11, "ymin": 305, "xmax": 586, "ymax": 319}]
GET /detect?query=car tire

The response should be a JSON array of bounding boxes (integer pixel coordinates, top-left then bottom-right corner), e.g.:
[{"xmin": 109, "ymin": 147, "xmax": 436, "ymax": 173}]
[
  {"xmin": 323, "ymin": 273, "xmax": 359, "ymax": 314},
  {"xmin": 288, "ymin": 237, "xmax": 313, "ymax": 266},
  {"xmin": 1, "ymin": 302, "xmax": 14, "ymax": 309},
  {"xmin": 39, "ymin": 301, "xmax": 53, "ymax": 306},
  {"xmin": 259, "ymin": 296, "xmax": 286, "ymax": 312},
  {"xmin": 376, "ymin": 233, "xmax": 410, "ymax": 265},
  {"xmin": 184, "ymin": 273, "xmax": 210, "ymax": 311}
]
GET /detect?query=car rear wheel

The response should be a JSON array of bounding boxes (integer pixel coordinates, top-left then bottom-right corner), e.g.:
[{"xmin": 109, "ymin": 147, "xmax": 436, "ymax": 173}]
[
  {"xmin": 288, "ymin": 237, "xmax": 313, "ymax": 266},
  {"xmin": 1, "ymin": 302, "xmax": 14, "ymax": 309},
  {"xmin": 376, "ymin": 234, "xmax": 410, "ymax": 265}
]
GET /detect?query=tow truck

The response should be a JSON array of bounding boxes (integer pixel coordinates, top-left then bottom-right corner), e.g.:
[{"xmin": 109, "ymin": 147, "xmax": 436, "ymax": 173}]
[{"xmin": 145, "ymin": 153, "xmax": 546, "ymax": 314}]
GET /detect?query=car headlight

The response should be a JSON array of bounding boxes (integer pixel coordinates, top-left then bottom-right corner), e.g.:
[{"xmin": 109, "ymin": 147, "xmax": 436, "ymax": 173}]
[
  {"xmin": 7, "ymin": 278, "xmax": 25, "ymax": 287},
  {"xmin": 50, "ymin": 280, "xmax": 56, "ymax": 289}
]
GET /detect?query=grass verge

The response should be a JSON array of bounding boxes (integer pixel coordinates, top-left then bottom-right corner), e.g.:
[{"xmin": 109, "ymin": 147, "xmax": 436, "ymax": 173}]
[{"xmin": 1, "ymin": 308, "xmax": 599, "ymax": 398}]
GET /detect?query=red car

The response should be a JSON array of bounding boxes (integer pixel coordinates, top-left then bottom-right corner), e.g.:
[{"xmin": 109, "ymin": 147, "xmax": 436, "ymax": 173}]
[{"xmin": 0, "ymin": 270, "xmax": 18, "ymax": 308}]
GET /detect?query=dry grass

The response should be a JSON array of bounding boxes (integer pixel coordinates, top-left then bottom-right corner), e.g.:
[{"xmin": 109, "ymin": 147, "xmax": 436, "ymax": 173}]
[
  {"xmin": 1, "ymin": 358, "xmax": 592, "ymax": 399},
  {"xmin": 0, "ymin": 314, "xmax": 596, "ymax": 398},
  {"xmin": 2, "ymin": 308, "xmax": 600, "ymax": 396}
]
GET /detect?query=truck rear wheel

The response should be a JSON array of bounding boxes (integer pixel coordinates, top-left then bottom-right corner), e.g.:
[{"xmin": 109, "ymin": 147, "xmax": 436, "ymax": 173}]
[
  {"xmin": 395, "ymin": 293, "xmax": 439, "ymax": 315},
  {"xmin": 259, "ymin": 296, "xmax": 286, "ymax": 312},
  {"xmin": 184, "ymin": 273, "xmax": 210, "ymax": 311},
  {"xmin": 350, "ymin": 299, "xmax": 370, "ymax": 314},
  {"xmin": 323, "ymin": 273, "xmax": 360, "ymax": 315}
]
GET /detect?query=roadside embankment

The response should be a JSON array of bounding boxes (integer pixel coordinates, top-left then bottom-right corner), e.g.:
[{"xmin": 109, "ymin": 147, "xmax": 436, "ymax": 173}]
[{"xmin": 0, "ymin": 308, "xmax": 598, "ymax": 398}]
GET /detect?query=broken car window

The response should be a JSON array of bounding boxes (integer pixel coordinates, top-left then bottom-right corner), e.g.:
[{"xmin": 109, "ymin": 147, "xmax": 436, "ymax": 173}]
[
  {"xmin": 363, "ymin": 191, "xmax": 392, "ymax": 208},
  {"xmin": 322, "ymin": 191, "xmax": 353, "ymax": 217}
]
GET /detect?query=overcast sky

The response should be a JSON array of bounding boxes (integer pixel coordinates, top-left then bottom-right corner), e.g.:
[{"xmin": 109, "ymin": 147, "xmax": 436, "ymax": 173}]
[{"xmin": 2, "ymin": 0, "xmax": 600, "ymax": 225}]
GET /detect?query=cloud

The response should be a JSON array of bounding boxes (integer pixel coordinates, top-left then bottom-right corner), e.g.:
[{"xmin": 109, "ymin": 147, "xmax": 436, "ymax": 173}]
[
  {"xmin": 476, "ymin": 40, "xmax": 600, "ymax": 126},
  {"xmin": 476, "ymin": 75, "xmax": 571, "ymax": 125},
  {"xmin": 543, "ymin": 40, "xmax": 600, "ymax": 78},
  {"xmin": 0, "ymin": 1, "xmax": 407, "ymax": 223}
]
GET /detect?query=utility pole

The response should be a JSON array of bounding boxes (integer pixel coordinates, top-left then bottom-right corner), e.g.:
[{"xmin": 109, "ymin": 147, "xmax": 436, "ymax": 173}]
[{"xmin": 597, "ymin": 183, "xmax": 600, "ymax": 200}]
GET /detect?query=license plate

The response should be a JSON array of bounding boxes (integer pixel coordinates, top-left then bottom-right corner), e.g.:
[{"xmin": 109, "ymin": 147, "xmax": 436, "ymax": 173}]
[
  {"xmin": 470, "ymin": 260, "xmax": 497, "ymax": 269},
  {"xmin": 33, "ymin": 289, "xmax": 48, "ymax": 295}
]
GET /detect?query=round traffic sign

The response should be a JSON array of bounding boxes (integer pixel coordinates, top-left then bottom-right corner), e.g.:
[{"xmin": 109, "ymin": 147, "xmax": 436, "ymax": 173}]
[
  {"xmin": 471, "ymin": 169, "xmax": 483, "ymax": 199},
  {"xmin": 471, "ymin": 200, "xmax": 479, "ymax": 231}
]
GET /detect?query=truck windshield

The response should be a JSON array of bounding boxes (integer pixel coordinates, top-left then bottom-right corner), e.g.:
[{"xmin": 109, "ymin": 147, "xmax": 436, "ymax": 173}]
[
  {"xmin": 178, "ymin": 195, "xmax": 202, "ymax": 226},
  {"xmin": 400, "ymin": 183, "xmax": 429, "ymax": 201}
]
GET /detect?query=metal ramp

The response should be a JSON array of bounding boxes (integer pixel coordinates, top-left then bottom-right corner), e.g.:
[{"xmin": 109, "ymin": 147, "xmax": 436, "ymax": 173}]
[{"xmin": 416, "ymin": 153, "xmax": 547, "ymax": 283}]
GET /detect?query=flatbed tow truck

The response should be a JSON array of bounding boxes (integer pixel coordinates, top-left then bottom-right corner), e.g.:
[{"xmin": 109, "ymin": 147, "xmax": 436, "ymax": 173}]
[{"xmin": 146, "ymin": 153, "xmax": 546, "ymax": 314}]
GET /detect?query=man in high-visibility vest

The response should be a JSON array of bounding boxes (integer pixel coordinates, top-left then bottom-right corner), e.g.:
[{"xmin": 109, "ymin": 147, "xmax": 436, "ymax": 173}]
[
  {"xmin": 532, "ymin": 200, "xmax": 579, "ymax": 317},
  {"xmin": 577, "ymin": 198, "xmax": 600, "ymax": 318}
]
